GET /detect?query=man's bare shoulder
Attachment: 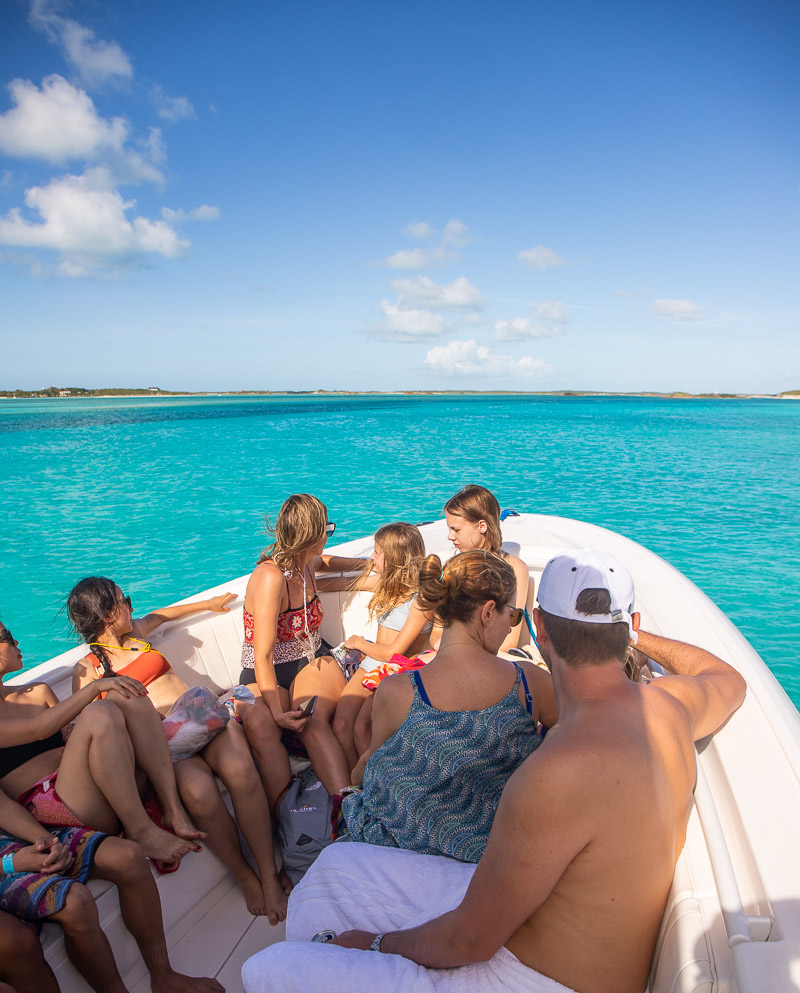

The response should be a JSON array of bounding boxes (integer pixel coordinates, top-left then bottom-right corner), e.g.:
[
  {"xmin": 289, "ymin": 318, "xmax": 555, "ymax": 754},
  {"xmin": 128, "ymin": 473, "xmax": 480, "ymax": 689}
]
[
  {"xmin": 512, "ymin": 699, "xmax": 679, "ymax": 809},
  {"xmin": 510, "ymin": 727, "xmax": 608, "ymax": 806}
]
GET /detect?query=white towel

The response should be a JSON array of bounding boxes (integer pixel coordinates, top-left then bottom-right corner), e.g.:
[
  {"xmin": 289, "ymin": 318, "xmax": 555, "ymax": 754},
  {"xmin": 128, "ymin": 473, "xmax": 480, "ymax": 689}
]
[
  {"xmin": 286, "ymin": 841, "xmax": 475, "ymax": 940},
  {"xmin": 243, "ymin": 842, "xmax": 581, "ymax": 993}
]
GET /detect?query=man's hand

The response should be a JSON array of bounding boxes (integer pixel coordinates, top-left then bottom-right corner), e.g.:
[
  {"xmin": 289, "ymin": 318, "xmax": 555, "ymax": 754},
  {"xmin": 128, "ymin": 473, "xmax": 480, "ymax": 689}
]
[{"xmin": 331, "ymin": 930, "xmax": 376, "ymax": 950}]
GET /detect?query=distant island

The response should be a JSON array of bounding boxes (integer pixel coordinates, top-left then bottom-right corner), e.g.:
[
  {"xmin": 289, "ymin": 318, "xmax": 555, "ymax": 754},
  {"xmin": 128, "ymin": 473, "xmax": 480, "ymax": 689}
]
[{"xmin": 1, "ymin": 385, "xmax": 798, "ymax": 400}]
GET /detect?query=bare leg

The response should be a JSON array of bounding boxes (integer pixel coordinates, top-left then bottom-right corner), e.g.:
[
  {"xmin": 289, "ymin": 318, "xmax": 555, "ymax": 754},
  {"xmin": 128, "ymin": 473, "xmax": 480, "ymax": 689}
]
[
  {"xmin": 292, "ymin": 656, "xmax": 351, "ymax": 794},
  {"xmin": 50, "ymin": 883, "xmax": 128, "ymax": 993},
  {"xmin": 56, "ymin": 701, "xmax": 199, "ymax": 866},
  {"xmin": 102, "ymin": 694, "xmax": 203, "ymax": 842},
  {"xmin": 237, "ymin": 701, "xmax": 294, "ymax": 895},
  {"xmin": 331, "ymin": 671, "xmax": 371, "ymax": 772},
  {"xmin": 201, "ymin": 724, "xmax": 287, "ymax": 925},
  {"xmin": 175, "ymin": 754, "xmax": 270, "ymax": 917},
  {"xmin": 90, "ymin": 837, "xmax": 223, "ymax": 993},
  {"xmin": 239, "ymin": 697, "xmax": 292, "ymax": 815},
  {"xmin": 0, "ymin": 912, "xmax": 59, "ymax": 993},
  {"xmin": 353, "ymin": 693, "xmax": 375, "ymax": 765}
]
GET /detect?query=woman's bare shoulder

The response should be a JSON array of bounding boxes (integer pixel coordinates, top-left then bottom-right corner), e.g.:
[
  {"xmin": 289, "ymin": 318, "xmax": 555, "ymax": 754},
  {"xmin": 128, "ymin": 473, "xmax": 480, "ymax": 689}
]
[
  {"xmin": 504, "ymin": 550, "xmax": 529, "ymax": 574},
  {"xmin": 4, "ymin": 680, "xmax": 57, "ymax": 706},
  {"xmin": 248, "ymin": 560, "xmax": 284, "ymax": 591},
  {"xmin": 72, "ymin": 655, "xmax": 94, "ymax": 677},
  {"xmin": 375, "ymin": 670, "xmax": 415, "ymax": 707}
]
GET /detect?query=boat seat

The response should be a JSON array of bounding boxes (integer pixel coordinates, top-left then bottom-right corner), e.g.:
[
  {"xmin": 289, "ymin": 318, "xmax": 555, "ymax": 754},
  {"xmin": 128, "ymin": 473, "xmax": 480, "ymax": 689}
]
[{"xmin": 148, "ymin": 587, "xmax": 378, "ymax": 692}]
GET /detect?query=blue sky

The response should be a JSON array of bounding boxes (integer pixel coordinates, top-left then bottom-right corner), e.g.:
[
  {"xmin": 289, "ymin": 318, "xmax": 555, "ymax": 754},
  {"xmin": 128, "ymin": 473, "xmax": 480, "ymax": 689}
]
[{"xmin": 0, "ymin": 0, "xmax": 798, "ymax": 393}]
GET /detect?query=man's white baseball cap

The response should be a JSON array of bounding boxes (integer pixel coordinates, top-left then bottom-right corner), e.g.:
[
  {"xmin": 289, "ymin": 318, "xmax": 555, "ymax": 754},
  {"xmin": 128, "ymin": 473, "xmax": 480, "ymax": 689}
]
[{"xmin": 537, "ymin": 548, "xmax": 637, "ymax": 642}]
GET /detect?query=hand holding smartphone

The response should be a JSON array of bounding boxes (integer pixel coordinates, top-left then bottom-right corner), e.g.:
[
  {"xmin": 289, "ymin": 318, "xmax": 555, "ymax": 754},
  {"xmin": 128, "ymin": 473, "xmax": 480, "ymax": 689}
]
[{"xmin": 296, "ymin": 695, "xmax": 317, "ymax": 717}]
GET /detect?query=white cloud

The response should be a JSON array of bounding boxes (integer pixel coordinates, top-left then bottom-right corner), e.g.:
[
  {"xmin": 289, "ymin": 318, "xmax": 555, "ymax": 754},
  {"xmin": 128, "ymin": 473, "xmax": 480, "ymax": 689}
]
[
  {"xmin": 151, "ymin": 85, "xmax": 196, "ymax": 123},
  {"xmin": 0, "ymin": 75, "xmax": 163, "ymax": 184},
  {"xmin": 0, "ymin": 167, "xmax": 189, "ymax": 276},
  {"xmin": 390, "ymin": 275, "xmax": 485, "ymax": 311},
  {"xmin": 0, "ymin": 75, "xmax": 127, "ymax": 164},
  {"xmin": 382, "ymin": 246, "xmax": 450, "ymax": 269},
  {"xmin": 162, "ymin": 204, "xmax": 220, "ymax": 222},
  {"xmin": 29, "ymin": 0, "xmax": 133, "ymax": 87},
  {"xmin": 534, "ymin": 300, "xmax": 569, "ymax": 324},
  {"xmin": 494, "ymin": 299, "xmax": 570, "ymax": 341},
  {"xmin": 518, "ymin": 245, "xmax": 566, "ymax": 270},
  {"xmin": 441, "ymin": 219, "xmax": 471, "ymax": 248},
  {"xmin": 495, "ymin": 317, "xmax": 558, "ymax": 341},
  {"xmin": 404, "ymin": 221, "xmax": 436, "ymax": 240},
  {"xmin": 650, "ymin": 298, "xmax": 706, "ymax": 322},
  {"xmin": 376, "ymin": 218, "xmax": 472, "ymax": 269},
  {"xmin": 424, "ymin": 339, "xmax": 552, "ymax": 378},
  {"xmin": 378, "ymin": 301, "xmax": 446, "ymax": 339}
]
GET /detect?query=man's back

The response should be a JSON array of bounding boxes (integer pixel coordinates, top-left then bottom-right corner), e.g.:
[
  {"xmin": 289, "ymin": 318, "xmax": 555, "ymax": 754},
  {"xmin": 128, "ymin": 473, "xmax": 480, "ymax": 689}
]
[{"xmin": 501, "ymin": 675, "xmax": 698, "ymax": 993}]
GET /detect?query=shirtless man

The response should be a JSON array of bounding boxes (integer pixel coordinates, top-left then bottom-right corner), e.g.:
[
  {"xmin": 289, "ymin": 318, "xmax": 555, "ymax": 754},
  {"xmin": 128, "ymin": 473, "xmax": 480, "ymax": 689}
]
[{"xmin": 242, "ymin": 548, "xmax": 746, "ymax": 993}]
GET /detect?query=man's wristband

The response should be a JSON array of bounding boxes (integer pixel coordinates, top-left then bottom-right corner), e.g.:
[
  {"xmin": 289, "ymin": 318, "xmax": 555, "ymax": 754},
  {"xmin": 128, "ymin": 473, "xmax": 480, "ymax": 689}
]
[
  {"xmin": 1, "ymin": 852, "xmax": 15, "ymax": 874},
  {"xmin": 369, "ymin": 932, "xmax": 385, "ymax": 952}
]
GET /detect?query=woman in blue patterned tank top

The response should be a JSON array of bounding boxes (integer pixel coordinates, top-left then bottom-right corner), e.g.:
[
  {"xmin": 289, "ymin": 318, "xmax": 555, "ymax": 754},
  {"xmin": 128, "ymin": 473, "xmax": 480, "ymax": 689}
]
[{"xmin": 340, "ymin": 549, "xmax": 558, "ymax": 862}]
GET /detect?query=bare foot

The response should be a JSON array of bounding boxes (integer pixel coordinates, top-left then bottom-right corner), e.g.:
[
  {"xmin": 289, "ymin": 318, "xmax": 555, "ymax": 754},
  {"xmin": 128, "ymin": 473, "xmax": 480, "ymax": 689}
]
[
  {"xmin": 129, "ymin": 822, "xmax": 200, "ymax": 865},
  {"xmin": 261, "ymin": 871, "xmax": 288, "ymax": 926},
  {"xmin": 162, "ymin": 807, "xmax": 207, "ymax": 842},
  {"xmin": 240, "ymin": 870, "xmax": 268, "ymax": 917},
  {"xmin": 278, "ymin": 865, "xmax": 294, "ymax": 897},
  {"xmin": 151, "ymin": 970, "xmax": 224, "ymax": 993}
]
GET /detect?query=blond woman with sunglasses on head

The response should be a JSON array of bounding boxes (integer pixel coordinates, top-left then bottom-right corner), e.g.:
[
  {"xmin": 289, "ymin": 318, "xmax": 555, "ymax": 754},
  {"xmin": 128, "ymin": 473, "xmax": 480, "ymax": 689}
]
[{"xmin": 238, "ymin": 494, "xmax": 367, "ymax": 808}]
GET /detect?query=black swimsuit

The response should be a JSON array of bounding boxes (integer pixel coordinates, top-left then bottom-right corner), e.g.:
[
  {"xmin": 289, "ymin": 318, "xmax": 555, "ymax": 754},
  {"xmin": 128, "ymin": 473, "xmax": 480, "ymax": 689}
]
[{"xmin": 0, "ymin": 731, "xmax": 64, "ymax": 780}]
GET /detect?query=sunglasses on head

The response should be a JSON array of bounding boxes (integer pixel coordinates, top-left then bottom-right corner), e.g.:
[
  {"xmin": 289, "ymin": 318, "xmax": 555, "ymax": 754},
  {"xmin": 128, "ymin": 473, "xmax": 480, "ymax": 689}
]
[
  {"xmin": 0, "ymin": 628, "xmax": 15, "ymax": 646},
  {"xmin": 325, "ymin": 523, "xmax": 336, "ymax": 536},
  {"xmin": 507, "ymin": 606, "xmax": 524, "ymax": 627}
]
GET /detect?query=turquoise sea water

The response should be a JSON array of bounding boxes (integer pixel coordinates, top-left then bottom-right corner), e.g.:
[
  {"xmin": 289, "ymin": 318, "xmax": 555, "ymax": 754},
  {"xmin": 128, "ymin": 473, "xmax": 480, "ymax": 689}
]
[{"xmin": 2, "ymin": 394, "xmax": 798, "ymax": 710}]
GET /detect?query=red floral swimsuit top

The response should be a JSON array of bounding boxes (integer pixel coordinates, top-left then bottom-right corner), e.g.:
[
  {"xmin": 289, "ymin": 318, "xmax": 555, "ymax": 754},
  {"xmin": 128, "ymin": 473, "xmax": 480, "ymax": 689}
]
[{"xmin": 241, "ymin": 572, "xmax": 323, "ymax": 668}]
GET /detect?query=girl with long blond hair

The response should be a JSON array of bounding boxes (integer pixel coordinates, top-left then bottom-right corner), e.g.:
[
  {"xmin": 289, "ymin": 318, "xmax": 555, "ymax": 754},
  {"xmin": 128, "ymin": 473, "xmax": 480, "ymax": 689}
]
[{"xmin": 326, "ymin": 523, "xmax": 433, "ymax": 771}]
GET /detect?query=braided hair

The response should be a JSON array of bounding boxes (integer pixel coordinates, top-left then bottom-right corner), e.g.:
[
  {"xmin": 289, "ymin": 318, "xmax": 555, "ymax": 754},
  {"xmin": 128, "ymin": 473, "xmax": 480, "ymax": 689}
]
[{"xmin": 66, "ymin": 576, "xmax": 120, "ymax": 677}]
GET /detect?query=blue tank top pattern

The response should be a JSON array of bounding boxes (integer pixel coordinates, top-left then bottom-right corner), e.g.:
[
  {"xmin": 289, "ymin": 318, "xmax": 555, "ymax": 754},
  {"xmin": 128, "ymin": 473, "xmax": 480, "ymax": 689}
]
[{"xmin": 340, "ymin": 664, "xmax": 542, "ymax": 863}]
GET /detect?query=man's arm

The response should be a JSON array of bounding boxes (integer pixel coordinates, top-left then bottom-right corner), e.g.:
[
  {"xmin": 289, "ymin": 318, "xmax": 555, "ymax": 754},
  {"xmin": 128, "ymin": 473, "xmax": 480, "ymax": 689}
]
[
  {"xmin": 637, "ymin": 630, "xmax": 746, "ymax": 741},
  {"xmin": 336, "ymin": 744, "xmax": 591, "ymax": 965}
]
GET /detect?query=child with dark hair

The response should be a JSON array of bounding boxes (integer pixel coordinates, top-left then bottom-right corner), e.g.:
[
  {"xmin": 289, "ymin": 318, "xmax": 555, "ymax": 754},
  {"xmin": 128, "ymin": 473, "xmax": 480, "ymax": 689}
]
[{"xmin": 66, "ymin": 580, "xmax": 287, "ymax": 924}]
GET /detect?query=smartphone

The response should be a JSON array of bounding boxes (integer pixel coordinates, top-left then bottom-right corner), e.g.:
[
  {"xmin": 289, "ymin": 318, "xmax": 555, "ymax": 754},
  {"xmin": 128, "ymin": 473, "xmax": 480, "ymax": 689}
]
[{"xmin": 297, "ymin": 695, "xmax": 317, "ymax": 717}]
